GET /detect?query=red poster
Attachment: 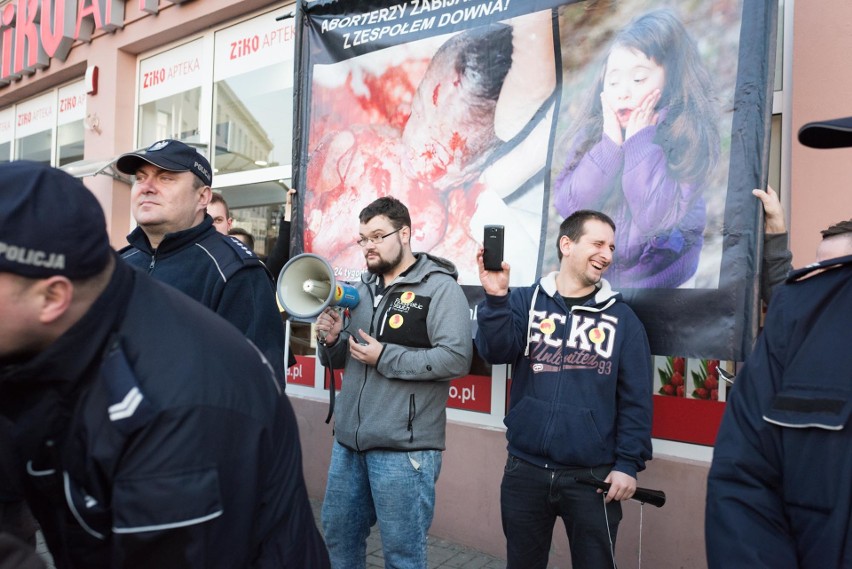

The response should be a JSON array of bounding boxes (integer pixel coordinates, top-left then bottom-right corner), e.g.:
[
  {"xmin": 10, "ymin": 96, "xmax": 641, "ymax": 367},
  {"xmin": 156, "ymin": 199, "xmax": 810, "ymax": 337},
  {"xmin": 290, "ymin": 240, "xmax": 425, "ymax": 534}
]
[
  {"xmin": 286, "ymin": 355, "xmax": 316, "ymax": 386},
  {"xmin": 447, "ymin": 374, "xmax": 492, "ymax": 413}
]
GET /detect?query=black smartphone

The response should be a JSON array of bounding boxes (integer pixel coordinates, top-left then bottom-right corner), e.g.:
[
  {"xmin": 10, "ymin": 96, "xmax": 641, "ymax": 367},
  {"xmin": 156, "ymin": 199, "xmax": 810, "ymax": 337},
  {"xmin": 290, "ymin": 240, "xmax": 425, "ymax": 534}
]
[{"xmin": 483, "ymin": 225, "xmax": 505, "ymax": 271}]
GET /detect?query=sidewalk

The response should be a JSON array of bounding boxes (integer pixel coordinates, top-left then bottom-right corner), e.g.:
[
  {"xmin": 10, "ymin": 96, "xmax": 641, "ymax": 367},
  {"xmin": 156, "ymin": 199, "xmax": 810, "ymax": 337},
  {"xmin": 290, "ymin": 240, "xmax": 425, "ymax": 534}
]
[
  {"xmin": 36, "ymin": 500, "xmax": 506, "ymax": 569},
  {"xmin": 310, "ymin": 499, "xmax": 506, "ymax": 569}
]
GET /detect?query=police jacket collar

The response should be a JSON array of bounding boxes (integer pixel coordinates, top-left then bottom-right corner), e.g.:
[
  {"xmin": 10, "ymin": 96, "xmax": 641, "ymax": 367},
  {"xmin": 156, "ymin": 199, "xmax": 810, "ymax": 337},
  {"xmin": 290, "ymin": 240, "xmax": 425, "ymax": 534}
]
[
  {"xmin": 786, "ymin": 253, "xmax": 852, "ymax": 283},
  {"xmin": 126, "ymin": 215, "xmax": 216, "ymax": 256}
]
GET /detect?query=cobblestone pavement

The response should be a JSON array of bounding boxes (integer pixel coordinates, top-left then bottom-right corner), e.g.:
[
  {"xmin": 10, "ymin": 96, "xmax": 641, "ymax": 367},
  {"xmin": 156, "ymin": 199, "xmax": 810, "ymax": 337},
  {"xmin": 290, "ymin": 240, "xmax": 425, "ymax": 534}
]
[{"xmin": 36, "ymin": 499, "xmax": 505, "ymax": 568}]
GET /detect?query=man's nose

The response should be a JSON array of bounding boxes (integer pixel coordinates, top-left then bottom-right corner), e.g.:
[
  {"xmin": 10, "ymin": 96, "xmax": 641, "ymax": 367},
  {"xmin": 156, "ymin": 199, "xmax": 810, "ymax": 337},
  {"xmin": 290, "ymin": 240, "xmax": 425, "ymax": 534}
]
[{"xmin": 134, "ymin": 178, "xmax": 154, "ymax": 193}]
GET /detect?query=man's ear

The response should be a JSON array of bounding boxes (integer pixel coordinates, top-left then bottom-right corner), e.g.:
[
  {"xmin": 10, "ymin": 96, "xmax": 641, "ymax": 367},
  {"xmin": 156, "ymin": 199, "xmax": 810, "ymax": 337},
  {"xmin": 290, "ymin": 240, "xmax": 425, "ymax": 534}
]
[
  {"xmin": 198, "ymin": 185, "xmax": 212, "ymax": 208},
  {"xmin": 559, "ymin": 235, "xmax": 573, "ymax": 258},
  {"xmin": 37, "ymin": 277, "xmax": 74, "ymax": 324}
]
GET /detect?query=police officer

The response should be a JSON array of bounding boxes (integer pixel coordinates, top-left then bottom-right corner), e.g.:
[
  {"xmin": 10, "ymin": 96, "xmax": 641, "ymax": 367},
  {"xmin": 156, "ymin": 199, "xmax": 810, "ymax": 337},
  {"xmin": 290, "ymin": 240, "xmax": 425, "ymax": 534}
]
[
  {"xmin": 0, "ymin": 162, "xmax": 329, "ymax": 568},
  {"xmin": 116, "ymin": 140, "xmax": 288, "ymax": 382},
  {"xmin": 706, "ymin": 116, "xmax": 852, "ymax": 568}
]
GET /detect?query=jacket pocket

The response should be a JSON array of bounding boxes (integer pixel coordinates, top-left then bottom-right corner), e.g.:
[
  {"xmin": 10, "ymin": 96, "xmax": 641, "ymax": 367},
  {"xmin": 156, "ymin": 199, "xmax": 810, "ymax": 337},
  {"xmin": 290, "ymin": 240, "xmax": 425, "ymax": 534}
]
[
  {"xmin": 763, "ymin": 387, "xmax": 851, "ymax": 512},
  {"xmin": 505, "ymin": 397, "xmax": 606, "ymax": 466},
  {"xmin": 112, "ymin": 466, "xmax": 223, "ymax": 534}
]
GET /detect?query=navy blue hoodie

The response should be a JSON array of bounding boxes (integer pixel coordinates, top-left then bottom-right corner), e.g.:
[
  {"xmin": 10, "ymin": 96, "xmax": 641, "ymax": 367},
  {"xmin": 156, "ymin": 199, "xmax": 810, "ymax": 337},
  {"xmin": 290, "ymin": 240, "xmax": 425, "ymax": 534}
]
[{"xmin": 476, "ymin": 273, "xmax": 652, "ymax": 477}]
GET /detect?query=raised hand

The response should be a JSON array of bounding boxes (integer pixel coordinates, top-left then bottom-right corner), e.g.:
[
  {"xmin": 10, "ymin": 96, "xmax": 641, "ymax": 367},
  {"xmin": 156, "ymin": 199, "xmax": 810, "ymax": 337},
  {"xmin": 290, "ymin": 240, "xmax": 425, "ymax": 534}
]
[
  {"xmin": 477, "ymin": 247, "xmax": 510, "ymax": 296},
  {"xmin": 625, "ymin": 88, "xmax": 661, "ymax": 141}
]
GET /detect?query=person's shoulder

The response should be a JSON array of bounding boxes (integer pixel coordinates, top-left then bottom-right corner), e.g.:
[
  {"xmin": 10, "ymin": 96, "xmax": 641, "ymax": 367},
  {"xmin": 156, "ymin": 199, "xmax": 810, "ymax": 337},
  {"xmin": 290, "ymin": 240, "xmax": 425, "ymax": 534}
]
[
  {"xmin": 786, "ymin": 254, "xmax": 852, "ymax": 285},
  {"xmin": 197, "ymin": 232, "xmax": 269, "ymax": 277},
  {"xmin": 119, "ymin": 274, "xmax": 272, "ymax": 375}
]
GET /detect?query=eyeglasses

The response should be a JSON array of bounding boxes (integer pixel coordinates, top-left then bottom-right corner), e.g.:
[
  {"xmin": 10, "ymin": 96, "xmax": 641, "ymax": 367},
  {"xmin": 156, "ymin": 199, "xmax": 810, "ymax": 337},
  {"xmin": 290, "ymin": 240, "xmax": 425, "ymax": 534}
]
[{"xmin": 356, "ymin": 228, "xmax": 402, "ymax": 247}]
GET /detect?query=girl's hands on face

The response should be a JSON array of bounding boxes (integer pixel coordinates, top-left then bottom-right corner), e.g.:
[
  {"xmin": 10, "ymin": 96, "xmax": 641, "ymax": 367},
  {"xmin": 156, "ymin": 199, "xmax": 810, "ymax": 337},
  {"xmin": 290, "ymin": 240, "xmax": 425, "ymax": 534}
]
[
  {"xmin": 625, "ymin": 88, "xmax": 661, "ymax": 141},
  {"xmin": 600, "ymin": 93, "xmax": 623, "ymax": 146}
]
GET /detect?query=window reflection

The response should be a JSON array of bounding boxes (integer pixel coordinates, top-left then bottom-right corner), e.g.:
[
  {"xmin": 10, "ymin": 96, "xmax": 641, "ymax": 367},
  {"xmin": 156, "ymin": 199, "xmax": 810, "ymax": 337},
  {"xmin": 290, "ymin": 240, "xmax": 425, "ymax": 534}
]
[
  {"xmin": 138, "ymin": 88, "xmax": 202, "ymax": 146},
  {"xmin": 17, "ymin": 131, "xmax": 52, "ymax": 164},
  {"xmin": 58, "ymin": 121, "xmax": 84, "ymax": 166},
  {"xmin": 212, "ymin": 65, "xmax": 294, "ymax": 175}
]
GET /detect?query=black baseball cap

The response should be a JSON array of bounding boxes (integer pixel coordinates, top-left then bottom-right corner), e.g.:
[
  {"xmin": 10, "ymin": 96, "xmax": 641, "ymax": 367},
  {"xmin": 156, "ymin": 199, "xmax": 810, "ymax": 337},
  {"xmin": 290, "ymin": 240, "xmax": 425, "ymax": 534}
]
[
  {"xmin": 798, "ymin": 116, "xmax": 852, "ymax": 149},
  {"xmin": 116, "ymin": 139, "xmax": 213, "ymax": 186},
  {"xmin": 0, "ymin": 161, "xmax": 112, "ymax": 279}
]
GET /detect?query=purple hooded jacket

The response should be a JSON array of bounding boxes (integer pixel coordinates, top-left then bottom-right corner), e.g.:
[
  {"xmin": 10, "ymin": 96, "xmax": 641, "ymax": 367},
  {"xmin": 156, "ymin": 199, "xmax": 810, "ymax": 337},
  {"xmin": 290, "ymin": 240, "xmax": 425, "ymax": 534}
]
[{"xmin": 553, "ymin": 123, "xmax": 705, "ymax": 289}]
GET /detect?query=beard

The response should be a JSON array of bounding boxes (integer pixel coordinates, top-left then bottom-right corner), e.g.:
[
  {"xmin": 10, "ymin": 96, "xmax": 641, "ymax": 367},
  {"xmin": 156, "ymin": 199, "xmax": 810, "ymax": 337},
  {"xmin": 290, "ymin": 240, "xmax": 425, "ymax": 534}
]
[{"xmin": 366, "ymin": 244, "xmax": 404, "ymax": 276}]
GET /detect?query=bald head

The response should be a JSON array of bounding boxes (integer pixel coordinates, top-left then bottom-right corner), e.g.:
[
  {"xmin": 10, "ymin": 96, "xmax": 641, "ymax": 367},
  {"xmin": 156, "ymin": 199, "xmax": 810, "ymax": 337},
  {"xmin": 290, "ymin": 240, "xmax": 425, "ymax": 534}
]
[{"xmin": 816, "ymin": 220, "xmax": 852, "ymax": 262}]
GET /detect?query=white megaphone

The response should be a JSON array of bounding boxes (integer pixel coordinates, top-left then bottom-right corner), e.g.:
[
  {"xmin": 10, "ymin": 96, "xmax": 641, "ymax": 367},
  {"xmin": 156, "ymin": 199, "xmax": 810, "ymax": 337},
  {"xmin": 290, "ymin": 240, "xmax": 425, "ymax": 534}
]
[{"xmin": 276, "ymin": 253, "xmax": 360, "ymax": 319}]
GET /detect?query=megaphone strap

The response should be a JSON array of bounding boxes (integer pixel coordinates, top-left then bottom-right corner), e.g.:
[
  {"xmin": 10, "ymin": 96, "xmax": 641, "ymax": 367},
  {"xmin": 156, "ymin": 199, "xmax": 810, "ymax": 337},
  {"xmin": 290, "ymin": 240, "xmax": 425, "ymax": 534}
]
[{"xmin": 322, "ymin": 344, "xmax": 336, "ymax": 424}]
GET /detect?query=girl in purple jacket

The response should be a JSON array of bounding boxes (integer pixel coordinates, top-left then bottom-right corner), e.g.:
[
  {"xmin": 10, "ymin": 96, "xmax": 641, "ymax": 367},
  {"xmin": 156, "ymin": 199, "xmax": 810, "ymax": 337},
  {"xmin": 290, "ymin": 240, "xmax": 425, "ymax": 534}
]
[{"xmin": 553, "ymin": 9, "xmax": 719, "ymax": 288}]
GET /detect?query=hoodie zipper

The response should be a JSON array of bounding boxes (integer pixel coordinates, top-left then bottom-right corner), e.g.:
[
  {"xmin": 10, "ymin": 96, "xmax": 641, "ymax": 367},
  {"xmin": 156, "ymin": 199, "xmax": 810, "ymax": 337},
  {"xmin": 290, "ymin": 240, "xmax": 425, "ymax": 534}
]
[{"xmin": 407, "ymin": 394, "xmax": 416, "ymax": 443}]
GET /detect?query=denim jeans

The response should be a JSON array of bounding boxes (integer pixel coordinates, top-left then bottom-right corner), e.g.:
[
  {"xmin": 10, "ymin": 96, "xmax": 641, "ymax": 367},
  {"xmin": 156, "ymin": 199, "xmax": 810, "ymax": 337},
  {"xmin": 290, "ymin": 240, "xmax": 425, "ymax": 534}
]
[
  {"xmin": 501, "ymin": 455, "xmax": 622, "ymax": 569},
  {"xmin": 321, "ymin": 441, "xmax": 442, "ymax": 569}
]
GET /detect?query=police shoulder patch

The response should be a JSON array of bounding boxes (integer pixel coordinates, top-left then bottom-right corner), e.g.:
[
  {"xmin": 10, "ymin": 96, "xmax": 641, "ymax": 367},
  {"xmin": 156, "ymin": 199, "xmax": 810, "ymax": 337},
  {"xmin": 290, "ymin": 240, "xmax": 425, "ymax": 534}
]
[{"xmin": 223, "ymin": 235, "xmax": 257, "ymax": 260}]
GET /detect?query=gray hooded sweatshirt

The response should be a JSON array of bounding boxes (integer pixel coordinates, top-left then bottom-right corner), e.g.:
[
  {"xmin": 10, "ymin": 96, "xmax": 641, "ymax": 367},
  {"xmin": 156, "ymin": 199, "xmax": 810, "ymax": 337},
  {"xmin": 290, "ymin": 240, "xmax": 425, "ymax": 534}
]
[{"xmin": 320, "ymin": 253, "xmax": 473, "ymax": 452}]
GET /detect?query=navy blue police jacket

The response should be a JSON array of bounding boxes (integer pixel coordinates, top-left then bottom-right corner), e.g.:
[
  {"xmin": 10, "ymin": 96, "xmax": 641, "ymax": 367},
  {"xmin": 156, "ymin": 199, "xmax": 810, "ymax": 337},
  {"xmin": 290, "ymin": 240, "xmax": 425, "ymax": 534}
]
[
  {"xmin": 0, "ymin": 259, "xmax": 329, "ymax": 568},
  {"xmin": 706, "ymin": 255, "xmax": 852, "ymax": 568},
  {"xmin": 119, "ymin": 215, "xmax": 292, "ymax": 382}
]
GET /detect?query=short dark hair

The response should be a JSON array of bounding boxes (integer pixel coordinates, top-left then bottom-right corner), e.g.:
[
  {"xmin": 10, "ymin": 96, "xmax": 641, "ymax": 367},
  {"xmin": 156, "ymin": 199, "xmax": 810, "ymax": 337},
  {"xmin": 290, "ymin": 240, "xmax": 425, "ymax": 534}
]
[
  {"xmin": 820, "ymin": 219, "xmax": 852, "ymax": 239},
  {"xmin": 557, "ymin": 210, "xmax": 616, "ymax": 261},
  {"xmin": 359, "ymin": 196, "xmax": 411, "ymax": 230},
  {"xmin": 210, "ymin": 192, "xmax": 229, "ymax": 217},
  {"xmin": 228, "ymin": 227, "xmax": 254, "ymax": 251}
]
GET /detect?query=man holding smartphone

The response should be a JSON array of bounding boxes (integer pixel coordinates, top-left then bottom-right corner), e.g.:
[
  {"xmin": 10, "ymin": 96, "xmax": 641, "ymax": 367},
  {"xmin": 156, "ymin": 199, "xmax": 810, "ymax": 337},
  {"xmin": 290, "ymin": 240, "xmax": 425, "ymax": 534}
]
[
  {"xmin": 314, "ymin": 196, "xmax": 473, "ymax": 569},
  {"xmin": 475, "ymin": 209, "xmax": 653, "ymax": 569}
]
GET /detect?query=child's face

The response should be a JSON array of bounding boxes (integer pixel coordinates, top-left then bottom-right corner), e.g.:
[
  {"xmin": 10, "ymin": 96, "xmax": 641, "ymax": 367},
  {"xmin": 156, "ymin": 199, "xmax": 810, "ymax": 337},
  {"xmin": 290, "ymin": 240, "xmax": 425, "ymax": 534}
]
[{"xmin": 602, "ymin": 46, "xmax": 666, "ymax": 128}]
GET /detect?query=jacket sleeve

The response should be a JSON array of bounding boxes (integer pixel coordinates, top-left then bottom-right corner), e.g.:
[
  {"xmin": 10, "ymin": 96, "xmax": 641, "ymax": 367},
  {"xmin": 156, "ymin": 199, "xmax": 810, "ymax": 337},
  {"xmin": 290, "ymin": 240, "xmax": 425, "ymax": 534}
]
[
  {"xmin": 552, "ymin": 136, "xmax": 623, "ymax": 219},
  {"xmin": 376, "ymin": 276, "xmax": 472, "ymax": 381},
  {"xmin": 705, "ymin": 299, "xmax": 796, "ymax": 567},
  {"xmin": 760, "ymin": 232, "xmax": 793, "ymax": 305},
  {"xmin": 612, "ymin": 319, "xmax": 653, "ymax": 478},
  {"xmin": 474, "ymin": 289, "xmax": 531, "ymax": 365},
  {"xmin": 265, "ymin": 218, "xmax": 291, "ymax": 281},
  {"xmin": 316, "ymin": 331, "xmax": 349, "ymax": 370},
  {"xmin": 620, "ymin": 126, "xmax": 702, "ymax": 234},
  {"xmin": 216, "ymin": 268, "xmax": 287, "ymax": 382}
]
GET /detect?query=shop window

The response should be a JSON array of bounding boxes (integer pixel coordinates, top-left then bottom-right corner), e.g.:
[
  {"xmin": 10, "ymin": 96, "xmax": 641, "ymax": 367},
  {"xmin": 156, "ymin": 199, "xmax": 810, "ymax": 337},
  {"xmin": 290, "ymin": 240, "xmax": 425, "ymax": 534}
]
[
  {"xmin": 15, "ymin": 92, "xmax": 55, "ymax": 164},
  {"xmin": 137, "ymin": 39, "xmax": 204, "ymax": 147},
  {"xmin": 211, "ymin": 11, "xmax": 295, "ymax": 175},
  {"xmin": 139, "ymin": 87, "xmax": 202, "ymax": 145},
  {"xmin": 0, "ymin": 107, "xmax": 11, "ymax": 163},
  {"xmin": 57, "ymin": 82, "xmax": 86, "ymax": 167},
  {"xmin": 57, "ymin": 123, "xmax": 84, "ymax": 166}
]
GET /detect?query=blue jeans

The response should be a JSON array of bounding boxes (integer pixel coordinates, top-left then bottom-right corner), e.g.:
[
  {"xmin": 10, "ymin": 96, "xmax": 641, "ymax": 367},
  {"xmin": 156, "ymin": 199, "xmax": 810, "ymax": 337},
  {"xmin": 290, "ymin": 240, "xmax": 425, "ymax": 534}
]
[
  {"xmin": 321, "ymin": 441, "xmax": 442, "ymax": 569},
  {"xmin": 501, "ymin": 455, "xmax": 622, "ymax": 569}
]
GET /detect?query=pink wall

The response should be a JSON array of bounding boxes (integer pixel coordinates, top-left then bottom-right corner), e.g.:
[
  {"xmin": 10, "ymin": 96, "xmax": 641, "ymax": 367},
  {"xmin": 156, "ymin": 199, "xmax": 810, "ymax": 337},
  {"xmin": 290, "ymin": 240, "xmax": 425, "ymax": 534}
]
[{"xmin": 790, "ymin": 1, "xmax": 852, "ymax": 265}]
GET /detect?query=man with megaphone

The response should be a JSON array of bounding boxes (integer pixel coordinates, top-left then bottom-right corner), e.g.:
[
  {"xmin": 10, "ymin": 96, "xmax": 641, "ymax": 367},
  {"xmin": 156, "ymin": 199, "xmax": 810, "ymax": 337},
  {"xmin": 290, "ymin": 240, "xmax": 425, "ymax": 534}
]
[{"xmin": 314, "ymin": 197, "xmax": 473, "ymax": 569}]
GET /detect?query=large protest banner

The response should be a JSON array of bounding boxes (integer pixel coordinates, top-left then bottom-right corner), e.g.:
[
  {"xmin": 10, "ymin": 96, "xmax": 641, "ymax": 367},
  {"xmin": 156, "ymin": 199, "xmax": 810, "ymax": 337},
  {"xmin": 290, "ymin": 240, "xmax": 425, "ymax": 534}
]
[{"xmin": 291, "ymin": 0, "xmax": 777, "ymax": 362}]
